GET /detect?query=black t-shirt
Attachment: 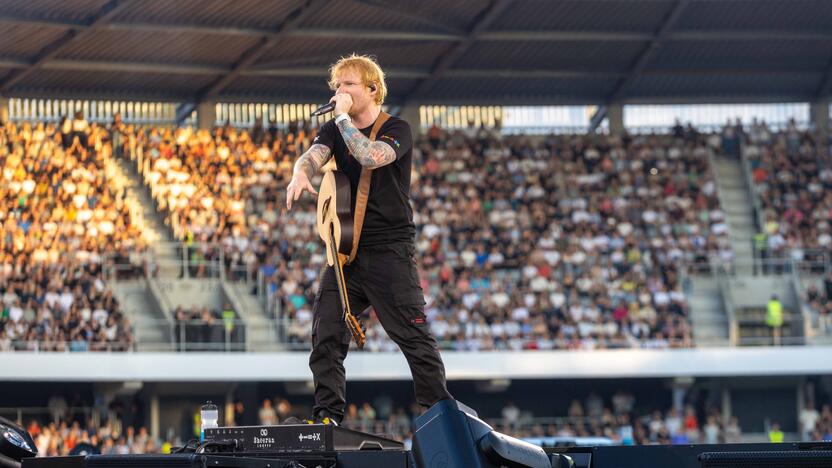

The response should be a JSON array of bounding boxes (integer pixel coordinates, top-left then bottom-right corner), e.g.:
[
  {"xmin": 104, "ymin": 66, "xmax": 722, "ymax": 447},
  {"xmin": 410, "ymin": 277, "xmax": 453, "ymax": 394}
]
[{"xmin": 315, "ymin": 114, "xmax": 416, "ymax": 247}]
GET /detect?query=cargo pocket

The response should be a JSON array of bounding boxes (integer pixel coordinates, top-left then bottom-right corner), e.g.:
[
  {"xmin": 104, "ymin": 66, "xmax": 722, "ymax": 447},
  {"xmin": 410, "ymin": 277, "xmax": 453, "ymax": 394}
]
[
  {"xmin": 394, "ymin": 291, "xmax": 428, "ymax": 329},
  {"xmin": 395, "ymin": 291, "xmax": 426, "ymax": 306}
]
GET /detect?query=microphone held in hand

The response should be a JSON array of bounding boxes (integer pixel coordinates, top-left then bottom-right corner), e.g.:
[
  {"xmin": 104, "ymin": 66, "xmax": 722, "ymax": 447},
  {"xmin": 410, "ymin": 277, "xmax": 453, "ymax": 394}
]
[{"xmin": 311, "ymin": 102, "xmax": 336, "ymax": 116}]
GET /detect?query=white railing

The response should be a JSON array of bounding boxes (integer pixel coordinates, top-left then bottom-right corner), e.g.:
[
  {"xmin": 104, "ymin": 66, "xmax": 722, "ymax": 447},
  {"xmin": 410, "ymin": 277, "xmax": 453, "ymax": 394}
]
[
  {"xmin": 740, "ymin": 149, "xmax": 766, "ymax": 233},
  {"xmin": 7, "ymin": 98, "xmax": 178, "ymax": 126},
  {"xmin": 715, "ymin": 266, "xmax": 739, "ymax": 346},
  {"xmin": 104, "ymin": 245, "xmax": 261, "ymax": 288},
  {"xmin": 91, "ymin": 251, "xmax": 832, "ymax": 353},
  {"xmin": 685, "ymin": 255, "xmax": 829, "ymax": 279}
]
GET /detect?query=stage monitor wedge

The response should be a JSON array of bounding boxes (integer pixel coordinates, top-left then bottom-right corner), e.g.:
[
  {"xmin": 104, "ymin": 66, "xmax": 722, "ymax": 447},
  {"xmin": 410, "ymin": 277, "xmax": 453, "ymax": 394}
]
[
  {"xmin": 412, "ymin": 399, "xmax": 550, "ymax": 468},
  {"xmin": 0, "ymin": 417, "xmax": 36, "ymax": 462}
]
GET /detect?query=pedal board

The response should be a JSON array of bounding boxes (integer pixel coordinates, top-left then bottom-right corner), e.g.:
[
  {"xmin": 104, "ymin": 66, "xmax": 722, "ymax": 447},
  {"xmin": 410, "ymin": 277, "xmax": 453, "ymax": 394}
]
[{"xmin": 204, "ymin": 424, "xmax": 404, "ymax": 453}]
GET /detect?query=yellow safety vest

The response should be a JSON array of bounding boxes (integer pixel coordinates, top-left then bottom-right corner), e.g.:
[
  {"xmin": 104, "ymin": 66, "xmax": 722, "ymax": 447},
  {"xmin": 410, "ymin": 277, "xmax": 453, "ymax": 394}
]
[{"xmin": 766, "ymin": 300, "xmax": 783, "ymax": 328}]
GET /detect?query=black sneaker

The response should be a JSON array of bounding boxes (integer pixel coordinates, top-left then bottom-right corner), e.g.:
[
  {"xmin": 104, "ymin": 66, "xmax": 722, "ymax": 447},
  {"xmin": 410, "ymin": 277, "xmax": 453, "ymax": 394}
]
[
  {"xmin": 281, "ymin": 415, "xmax": 339, "ymax": 426},
  {"xmin": 312, "ymin": 415, "xmax": 339, "ymax": 426},
  {"xmin": 309, "ymin": 410, "xmax": 340, "ymax": 426}
]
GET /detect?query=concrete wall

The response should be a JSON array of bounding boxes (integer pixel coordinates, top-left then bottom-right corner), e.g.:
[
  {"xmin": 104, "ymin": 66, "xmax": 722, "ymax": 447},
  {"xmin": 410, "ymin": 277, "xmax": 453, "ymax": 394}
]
[
  {"xmin": 5, "ymin": 346, "xmax": 832, "ymax": 381},
  {"xmin": 726, "ymin": 276, "xmax": 797, "ymax": 309},
  {"xmin": 156, "ymin": 279, "xmax": 226, "ymax": 311}
]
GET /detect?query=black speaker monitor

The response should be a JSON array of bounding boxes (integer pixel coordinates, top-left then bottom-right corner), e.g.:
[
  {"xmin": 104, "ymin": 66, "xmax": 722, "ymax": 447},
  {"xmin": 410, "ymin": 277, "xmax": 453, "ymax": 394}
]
[
  {"xmin": 0, "ymin": 417, "xmax": 37, "ymax": 462},
  {"xmin": 411, "ymin": 399, "xmax": 550, "ymax": 468}
]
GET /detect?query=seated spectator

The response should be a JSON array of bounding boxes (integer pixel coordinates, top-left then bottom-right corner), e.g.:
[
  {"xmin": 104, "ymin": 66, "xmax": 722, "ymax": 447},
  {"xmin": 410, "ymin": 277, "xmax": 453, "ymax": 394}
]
[
  {"xmin": 131, "ymin": 122, "xmax": 731, "ymax": 352},
  {"xmin": 744, "ymin": 122, "xmax": 831, "ymax": 268}
]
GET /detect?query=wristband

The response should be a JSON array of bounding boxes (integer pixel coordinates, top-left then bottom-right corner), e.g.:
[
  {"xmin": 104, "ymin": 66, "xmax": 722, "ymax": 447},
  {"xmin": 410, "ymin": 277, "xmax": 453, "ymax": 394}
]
[{"xmin": 335, "ymin": 113, "xmax": 351, "ymax": 125}]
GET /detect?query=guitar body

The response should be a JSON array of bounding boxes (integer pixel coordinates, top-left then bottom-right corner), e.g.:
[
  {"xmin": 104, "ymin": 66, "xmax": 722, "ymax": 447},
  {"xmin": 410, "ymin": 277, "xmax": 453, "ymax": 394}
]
[
  {"xmin": 316, "ymin": 169, "xmax": 366, "ymax": 349},
  {"xmin": 317, "ymin": 170, "xmax": 355, "ymax": 266}
]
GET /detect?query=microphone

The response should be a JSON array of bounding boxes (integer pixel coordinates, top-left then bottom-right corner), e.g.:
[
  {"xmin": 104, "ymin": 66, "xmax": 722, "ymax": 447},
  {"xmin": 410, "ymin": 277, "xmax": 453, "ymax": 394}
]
[{"xmin": 311, "ymin": 102, "xmax": 335, "ymax": 117}]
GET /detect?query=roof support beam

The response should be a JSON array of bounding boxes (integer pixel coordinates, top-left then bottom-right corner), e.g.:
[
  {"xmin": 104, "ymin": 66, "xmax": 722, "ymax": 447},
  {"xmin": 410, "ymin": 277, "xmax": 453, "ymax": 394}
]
[
  {"xmin": 46, "ymin": 59, "xmax": 224, "ymax": 75},
  {"xmin": 670, "ymin": 30, "xmax": 832, "ymax": 42},
  {"xmin": 0, "ymin": 16, "xmax": 87, "ymax": 30},
  {"xmin": 285, "ymin": 28, "xmax": 463, "ymax": 41},
  {"xmin": 605, "ymin": 0, "xmax": 690, "ymax": 103},
  {"xmin": 816, "ymin": 52, "xmax": 832, "ymax": 98},
  {"xmin": 175, "ymin": 102, "xmax": 197, "ymax": 126},
  {"xmin": 5, "ymin": 15, "xmax": 832, "ymax": 42},
  {"xmin": 0, "ymin": 1, "xmax": 133, "ymax": 93},
  {"xmin": 106, "ymin": 21, "xmax": 280, "ymax": 38},
  {"xmin": 588, "ymin": 106, "xmax": 607, "ymax": 133},
  {"xmin": 197, "ymin": 0, "xmax": 326, "ymax": 102},
  {"xmin": 403, "ymin": 0, "xmax": 514, "ymax": 102},
  {"xmin": 349, "ymin": 0, "xmax": 464, "ymax": 35},
  {"xmin": 0, "ymin": 58, "xmax": 819, "ymax": 79},
  {"xmin": 4, "ymin": 88, "xmax": 816, "ymax": 107}
]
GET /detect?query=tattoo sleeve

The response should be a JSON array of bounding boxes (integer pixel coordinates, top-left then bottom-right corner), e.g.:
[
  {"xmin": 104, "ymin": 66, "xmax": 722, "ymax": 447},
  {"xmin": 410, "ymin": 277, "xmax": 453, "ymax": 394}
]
[
  {"xmin": 293, "ymin": 144, "xmax": 332, "ymax": 179},
  {"xmin": 336, "ymin": 119, "xmax": 397, "ymax": 169}
]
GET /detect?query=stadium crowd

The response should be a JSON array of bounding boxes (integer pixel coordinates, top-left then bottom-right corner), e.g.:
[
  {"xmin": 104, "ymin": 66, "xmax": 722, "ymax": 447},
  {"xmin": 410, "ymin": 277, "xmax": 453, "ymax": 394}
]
[
  {"xmin": 737, "ymin": 118, "xmax": 832, "ymax": 334},
  {"xmin": 401, "ymin": 126, "xmax": 728, "ymax": 351},
  {"xmin": 744, "ymin": 118, "xmax": 832, "ymax": 265},
  {"xmin": 7, "ymin": 111, "xmax": 831, "ymax": 352},
  {"xmin": 0, "ymin": 117, "xmax": 142, "ymax": 352},
  {"xmin": 130, "ymin": 120, "xmax": 739, "ymax": 351},
  {"xmin": 19, "ymin": 391, "xmax": 832, "ymax": 457},
  {"xmin": 135, "ymin": 122, "xmax": 306, "ymax": 280}
]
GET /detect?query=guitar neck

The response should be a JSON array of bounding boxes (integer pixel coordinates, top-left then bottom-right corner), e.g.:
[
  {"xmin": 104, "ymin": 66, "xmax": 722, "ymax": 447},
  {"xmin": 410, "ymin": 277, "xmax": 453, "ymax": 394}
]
[{"xmin": 328, "ymin": 228, "xmax": 352, "ymax": 317}]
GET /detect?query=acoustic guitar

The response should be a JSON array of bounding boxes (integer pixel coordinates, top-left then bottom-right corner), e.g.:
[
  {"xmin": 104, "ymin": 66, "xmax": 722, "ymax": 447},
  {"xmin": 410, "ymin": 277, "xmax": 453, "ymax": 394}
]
[{"xmin": 316, "ymin": 170, "xmax": 366, "ymax": 349}]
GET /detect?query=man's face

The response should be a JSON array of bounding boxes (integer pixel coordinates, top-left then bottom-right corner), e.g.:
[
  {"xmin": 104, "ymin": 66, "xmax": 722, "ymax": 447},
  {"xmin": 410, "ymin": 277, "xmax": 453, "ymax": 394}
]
[{"xmin": 333, "ymin": 69, "xmax": 373, "ymax": 116}]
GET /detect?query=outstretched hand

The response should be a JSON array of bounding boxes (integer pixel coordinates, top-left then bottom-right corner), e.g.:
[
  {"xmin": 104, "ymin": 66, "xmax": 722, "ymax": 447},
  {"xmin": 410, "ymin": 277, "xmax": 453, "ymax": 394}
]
[{"xmin": 285, "ymin": 173, "xmax": 317, "ymax": 210}]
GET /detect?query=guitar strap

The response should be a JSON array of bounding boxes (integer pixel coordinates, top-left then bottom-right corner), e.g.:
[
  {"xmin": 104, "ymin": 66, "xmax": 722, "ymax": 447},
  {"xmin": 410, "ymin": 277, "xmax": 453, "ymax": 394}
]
[{"xmin": 344, "ymin": 111, "xmax": 390, "ymax": 264}]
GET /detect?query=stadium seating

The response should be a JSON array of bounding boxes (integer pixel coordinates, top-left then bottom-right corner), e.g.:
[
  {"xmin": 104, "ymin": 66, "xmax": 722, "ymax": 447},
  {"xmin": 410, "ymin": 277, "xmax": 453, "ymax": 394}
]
[
  {"xmin": 123, "ymin": 123, "xmax": 739, "ymax": 351},
  {"xmin": 0, "ymin": 120, "xmax": 143, "ymax": 351},
  {"xmin": 744, "ymin": 120, "xmax": 832, "ymax": 264}
]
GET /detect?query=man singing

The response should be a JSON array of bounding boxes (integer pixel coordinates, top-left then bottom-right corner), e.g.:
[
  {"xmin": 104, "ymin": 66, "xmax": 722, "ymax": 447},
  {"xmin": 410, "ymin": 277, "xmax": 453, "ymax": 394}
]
[{"xmin": 285, "ymin": 54, "xmax": 452, "ymax": 425}]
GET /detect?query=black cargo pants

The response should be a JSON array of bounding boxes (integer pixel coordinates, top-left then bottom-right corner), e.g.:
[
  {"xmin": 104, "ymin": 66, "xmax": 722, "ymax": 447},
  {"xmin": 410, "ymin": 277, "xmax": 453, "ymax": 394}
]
[{"xmin": 309, "ymin": 242, "xmax": 452, "ymax": 422}]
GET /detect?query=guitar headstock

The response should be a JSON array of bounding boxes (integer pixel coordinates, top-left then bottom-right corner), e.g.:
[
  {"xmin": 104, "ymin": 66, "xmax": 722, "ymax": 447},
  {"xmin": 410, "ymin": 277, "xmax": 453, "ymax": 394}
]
[{"xmin": 345, "ymin": 313, "xmax": 366, "ymax": 350}]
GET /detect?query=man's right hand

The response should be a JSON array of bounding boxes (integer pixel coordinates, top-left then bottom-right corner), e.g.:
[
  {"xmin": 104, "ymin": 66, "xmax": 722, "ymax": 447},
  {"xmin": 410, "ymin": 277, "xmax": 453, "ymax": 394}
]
[
  {"xmin": 286, "ymin": 172, "xmax": 317, "ymax": 210},
  {"xmin": 286, "ymin": 144, "xmax": 331, "ymax": 210}
]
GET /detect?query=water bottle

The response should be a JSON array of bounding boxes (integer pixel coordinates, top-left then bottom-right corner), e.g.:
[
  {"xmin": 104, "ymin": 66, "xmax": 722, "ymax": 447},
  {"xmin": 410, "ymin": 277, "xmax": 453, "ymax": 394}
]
[{"xmin": 200, "ymin": 401, "xmax": 218, "ymax": 441}]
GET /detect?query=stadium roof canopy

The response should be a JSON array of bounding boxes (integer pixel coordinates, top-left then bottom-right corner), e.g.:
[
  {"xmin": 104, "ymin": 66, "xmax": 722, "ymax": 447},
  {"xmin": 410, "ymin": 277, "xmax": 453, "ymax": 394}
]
[{"xmin": 1, "ymin": 0, "xmax": 831, "ymax": 107}]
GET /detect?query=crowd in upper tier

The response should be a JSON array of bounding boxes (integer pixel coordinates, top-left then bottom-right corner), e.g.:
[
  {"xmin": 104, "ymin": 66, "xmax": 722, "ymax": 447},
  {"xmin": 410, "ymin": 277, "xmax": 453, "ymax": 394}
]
[
  {"xmin": 0, "ymin": 117, "xmax": 142, "ymax": 352},
  {"xmin": 131, "ymin": 117, "xmax": 740, "ymax": 351},
  {"xmin": 12, "ymin": 111, "xmax": 832, "ymax": 352}
]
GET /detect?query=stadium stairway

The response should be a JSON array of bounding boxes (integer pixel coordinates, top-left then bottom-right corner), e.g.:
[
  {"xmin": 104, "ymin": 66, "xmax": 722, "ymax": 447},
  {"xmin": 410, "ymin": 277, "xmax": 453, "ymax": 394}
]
[
  {"xmin": 222, "ymin": 282, "xmax": 280, "ymax": 351},
  {"xmin": 685, "ymin": 154, "xmax": 758, "ymax": 346},
  {"xmin": 113, "ymin": 153, "xmax": 181, "ymax": 277},
  {"xmin": 113, "ymin": 153, "xmax": 173, "ymax": 245},
  {"xmin": 712, "ymin": 155, "xmax": 756, "ymax": 264},
  {"xmin": 113, "ymin": 148, "xmax": 278, "ymax": 350},
  {"xmin": 688, "ymin": 276, "xmax": 730, "ymax": 345},
  {"xmin": 108, "ymin": 155, "xmax": 179, "ymax": 349},
  {"xmin": 111, "ymin": 278, "xmax": 174, "ymax": 351},
  {"xmin": 145, "ymin": 277, "xmax": 279, "ymax": 351}
]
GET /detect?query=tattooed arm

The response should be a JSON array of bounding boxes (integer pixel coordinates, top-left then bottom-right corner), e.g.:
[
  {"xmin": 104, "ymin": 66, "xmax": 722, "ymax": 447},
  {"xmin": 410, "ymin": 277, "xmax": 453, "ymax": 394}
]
[
  {"xmin": 293, "ymin": 143, "xmax": 332, "ymax": 179},
  {"xmin": 336, "ymin": 118, "xmax": 397, "ymax": 169},
  {"xmin": 286, "ymin": 143, "xmax": 332, "ymax": 210}
]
